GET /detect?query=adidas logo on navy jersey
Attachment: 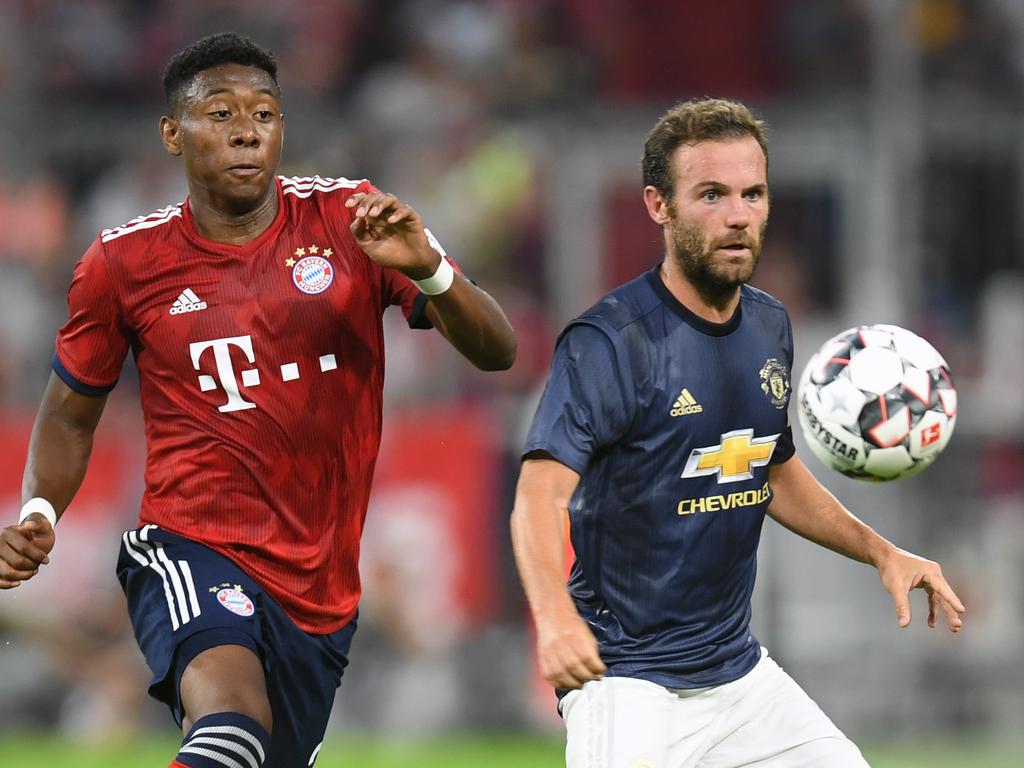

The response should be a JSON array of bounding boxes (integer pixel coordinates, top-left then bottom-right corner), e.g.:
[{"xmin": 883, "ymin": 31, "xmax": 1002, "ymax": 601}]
[
  {"xmin": 671, "ymin": 388, "xmax": 703, "ymax": 416},
  {"xmin": 169, "ymin": 288, "xmax": 208, "ymax": 315}
]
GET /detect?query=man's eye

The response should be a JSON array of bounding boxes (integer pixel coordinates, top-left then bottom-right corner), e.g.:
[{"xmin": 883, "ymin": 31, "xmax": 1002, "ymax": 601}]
[
  {"xmin": 256, "ymin": 111, "xmax": 273, "ymax": 120},
  {"xmin": 702, "ymin": 190, "xmax": 719, "ymax": 202},
  {"xmin": 210, "ymin": 110, "xmax": 230, "ymax": 119}
]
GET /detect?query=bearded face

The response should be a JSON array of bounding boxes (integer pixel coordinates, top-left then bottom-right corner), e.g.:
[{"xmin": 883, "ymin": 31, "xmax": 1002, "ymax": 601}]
[
  {"xmin": 645, "ymin": 136, "xmax": 771, "ymax": 305},
  {"xmin": 666, "ymin": 202, "xmax": 767, "ymax": 296}
]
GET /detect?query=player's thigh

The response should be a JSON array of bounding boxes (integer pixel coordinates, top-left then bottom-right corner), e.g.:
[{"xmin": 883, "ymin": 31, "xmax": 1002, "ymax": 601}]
[
  {"xmin": 698, "ymin": 655, "xmax": 868, "ymax": 768},
  {"xmin": 180, "ymin": 643, "xmax": 272, "ymax": 732},
  {"xmin": 116, "ymin": 526, "xmax": 268, "ymax": 724},
  {"xmin": 261, "ymin": 611, "xmax": 357, "ymax": 768},
  {"xmin": 562, "ymin": 677, "xmax": 675, "ymax": 768}
]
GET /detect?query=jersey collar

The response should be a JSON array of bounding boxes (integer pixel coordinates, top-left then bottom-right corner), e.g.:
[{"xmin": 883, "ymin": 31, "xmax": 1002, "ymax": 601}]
[
  {"xmin": 645, "ymin": 266, "xmax": 743, "ymax": 337},
  {"xmin": 181, "ymin": 177, "xmax": 287, "ymax": 256}
]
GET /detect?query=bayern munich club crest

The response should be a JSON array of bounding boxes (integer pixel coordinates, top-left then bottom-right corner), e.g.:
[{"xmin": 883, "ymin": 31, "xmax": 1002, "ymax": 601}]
[
  {"xmin": 286, "ymin": 244, "xmax": 335, "ymax": 295},
  {"xmin": 293, "ymin": 256, "xmax": 333, "ymax": 294},
  {"xmin": 216, "ymin": 587, "xmax": 255, "ymax": 617}
]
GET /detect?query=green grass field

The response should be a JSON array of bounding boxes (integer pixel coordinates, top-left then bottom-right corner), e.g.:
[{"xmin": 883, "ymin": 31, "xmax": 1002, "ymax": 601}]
[{"xmin": 1, "ymin": 733, "xmax": 1022, "ymax": 767}]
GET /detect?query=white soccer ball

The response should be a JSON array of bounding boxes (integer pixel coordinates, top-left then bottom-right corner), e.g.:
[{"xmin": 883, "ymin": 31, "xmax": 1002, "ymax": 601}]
[{"xmin": 797, "ymin": 324, "xmax": 957, "ymax": 481}]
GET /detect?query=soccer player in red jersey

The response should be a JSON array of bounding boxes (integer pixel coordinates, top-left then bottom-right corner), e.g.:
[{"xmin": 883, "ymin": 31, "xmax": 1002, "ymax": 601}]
[{"xmin": 0, "ymin": 33, "xmax": 515, "ymax": 768}]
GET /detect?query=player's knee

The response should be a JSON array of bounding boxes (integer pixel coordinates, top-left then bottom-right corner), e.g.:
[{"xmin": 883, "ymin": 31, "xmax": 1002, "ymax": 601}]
[{"xmin": 180, "ymin": 644, "xmax": 273, "ymax": 734}]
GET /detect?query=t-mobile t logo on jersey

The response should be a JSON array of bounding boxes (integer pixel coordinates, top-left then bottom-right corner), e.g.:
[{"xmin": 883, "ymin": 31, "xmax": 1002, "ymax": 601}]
[
  {"xmin": 189, "ymin": 336, "xmax": 259, "ymax": 413},
  {"xmin": 189, "ymin": 335, "xmax": 339, "ymax": 413}
]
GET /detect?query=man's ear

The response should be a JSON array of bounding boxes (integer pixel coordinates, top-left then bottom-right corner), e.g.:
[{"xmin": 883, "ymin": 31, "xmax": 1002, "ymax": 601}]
[
  {"xmin": 160, "ymin": 115, "xmax": 182, "ymax": 157},
  {"xmin": 643, "ymin": 186, "xmax": 672, "ymax": 226}
]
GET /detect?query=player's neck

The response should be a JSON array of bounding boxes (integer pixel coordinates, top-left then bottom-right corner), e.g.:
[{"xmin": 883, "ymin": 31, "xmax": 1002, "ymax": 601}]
[
  {"xmin": 187, "ymin": 185, "xmax": 279, "ymax": 246},
  {"xmin": 659, "ymin": 261, "xmax": 740, "ymax": 323}
]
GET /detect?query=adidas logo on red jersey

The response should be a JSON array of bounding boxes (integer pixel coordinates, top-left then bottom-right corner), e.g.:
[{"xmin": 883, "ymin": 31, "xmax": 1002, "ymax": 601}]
[{"xmin": 170, "ymin": 288, "xmax": 208, "ymax": 315}]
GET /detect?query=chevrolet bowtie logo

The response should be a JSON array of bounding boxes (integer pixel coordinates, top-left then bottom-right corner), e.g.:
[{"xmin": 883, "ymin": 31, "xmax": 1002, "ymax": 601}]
[{"xmin": 682, "ymin": 429, "xmax": 780, "ymax": 483}]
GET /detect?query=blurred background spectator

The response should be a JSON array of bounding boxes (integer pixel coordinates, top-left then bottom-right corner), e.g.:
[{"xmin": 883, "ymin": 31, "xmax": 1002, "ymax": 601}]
[{"xmin": 0, "ymin": 0, "xmax": 1021, "ymax": 751}]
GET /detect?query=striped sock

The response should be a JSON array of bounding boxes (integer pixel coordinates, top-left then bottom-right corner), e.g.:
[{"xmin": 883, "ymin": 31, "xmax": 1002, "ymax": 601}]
[{"xmin": 174, "ymin": 712, "xmax": 270, "ymax": 768}]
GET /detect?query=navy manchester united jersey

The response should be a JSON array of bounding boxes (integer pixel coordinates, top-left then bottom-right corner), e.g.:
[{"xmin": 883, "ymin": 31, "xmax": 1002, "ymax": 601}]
[{"xmin": 523, "ymin": 267, "xmax": 796, "ymax": 688}]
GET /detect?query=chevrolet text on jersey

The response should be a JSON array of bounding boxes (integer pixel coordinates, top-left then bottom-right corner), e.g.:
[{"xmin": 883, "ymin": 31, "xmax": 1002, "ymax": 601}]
[{"xmin": 677, "ymin": 482, "xmax": 771, "ymax": 516}]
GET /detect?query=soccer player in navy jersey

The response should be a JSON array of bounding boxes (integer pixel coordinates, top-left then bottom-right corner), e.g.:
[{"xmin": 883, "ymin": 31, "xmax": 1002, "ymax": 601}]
[
  {"xmin": 511, "ymin": 98, "xmax": 965, "ymax": 767},
  {"xmin": 0, "ymin": 32, "xmax": 515, "ymax": 768}
]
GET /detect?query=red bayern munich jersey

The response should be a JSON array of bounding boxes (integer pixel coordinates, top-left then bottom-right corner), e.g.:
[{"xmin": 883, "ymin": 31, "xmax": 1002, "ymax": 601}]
[{"xmin": 54, "ymin": 175, "xmax": 454, "ymax": 633}]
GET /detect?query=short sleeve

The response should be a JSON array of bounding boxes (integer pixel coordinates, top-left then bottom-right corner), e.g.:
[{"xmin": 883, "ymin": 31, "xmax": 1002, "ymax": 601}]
[
  {"xmin": 53, "ymin": 239, "xmax": 130, "ymax": 395},
  {"xmin": 522, "ymin": 323, "xmax": 634, "ymax": 474},
  {"xmin": 772, "ymin": 311, "xmax": 797, "ymax": 464}
]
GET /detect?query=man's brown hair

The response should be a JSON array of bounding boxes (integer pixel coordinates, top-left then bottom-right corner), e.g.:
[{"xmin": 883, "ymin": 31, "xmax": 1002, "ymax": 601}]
[{"xmin": 642, "ymin": 98, "xmax": 768, "ymax": 199}]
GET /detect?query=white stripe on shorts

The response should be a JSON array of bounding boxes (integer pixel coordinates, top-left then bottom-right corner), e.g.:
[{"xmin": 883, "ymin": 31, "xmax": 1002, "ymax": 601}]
[
  {"xmin": 151, "ymin": 541, "xmax": 192, "ymax": 624},
  {"xmin": 179, "ymin": 559, "xmax": 202, "ymax": 619},
  {"xmin": 139, "ymin": 525, "xmax": 202, "ymax": 624},
  {"xmin": 124, "ymin": 527, "xmax": 201, "ymax": 630},
  {"xmin": 123, "ymin": 529, "xmax": 182, "ymax": 631}
]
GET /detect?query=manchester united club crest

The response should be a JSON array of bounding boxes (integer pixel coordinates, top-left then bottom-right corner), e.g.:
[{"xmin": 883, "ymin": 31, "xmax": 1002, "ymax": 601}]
[
  {"xmin": 285, "ymin": 244, "xmax": 335, "ymax": 295},
  {"xmin": 759, "ymin": 358, "xmax": 791, "ymax": 409}
]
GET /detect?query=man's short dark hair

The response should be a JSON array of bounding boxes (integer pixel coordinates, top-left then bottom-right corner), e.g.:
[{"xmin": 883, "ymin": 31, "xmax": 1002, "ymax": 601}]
[
  {"xmin": 163, "ymin": 32, "xmax": 279, "ymax": 114},
  {"xmin": 642, "ymin": 98, "xmax": 769, "ymax": 200}
]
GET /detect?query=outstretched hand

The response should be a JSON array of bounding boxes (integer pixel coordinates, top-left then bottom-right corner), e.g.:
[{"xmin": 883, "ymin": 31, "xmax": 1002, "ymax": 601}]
[
  {"xmin": 345, "ymin": 192, "xmax": 439, "ymax": 277},
  {"xmin": 0, "ymin": 515, "xmax": 55, "ymax": 589},
  {"xmin": 876, "ymin": 547, "xmax": 965, "ymax": 632}
]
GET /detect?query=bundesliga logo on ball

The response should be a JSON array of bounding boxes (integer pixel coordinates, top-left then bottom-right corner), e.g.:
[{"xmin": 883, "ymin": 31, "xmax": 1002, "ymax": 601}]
[{"xmin": 797, "ymin": 324, "xmax": 957, "ymax": 481}]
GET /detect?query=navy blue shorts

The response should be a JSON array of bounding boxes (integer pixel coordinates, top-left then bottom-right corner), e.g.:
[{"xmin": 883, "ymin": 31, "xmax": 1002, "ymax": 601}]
[{"xmin": 116, "ymin": 525, "xmax": 356, "ymax": 767}]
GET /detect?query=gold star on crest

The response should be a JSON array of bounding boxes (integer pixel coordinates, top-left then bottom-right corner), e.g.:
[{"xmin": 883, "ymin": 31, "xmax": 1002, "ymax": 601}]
[
  {"xmin": 285, "ymin": 257, "xmax": 296, "ymax": 267},
  {"xmin": 323, "ymin": 248, "xmax": 333, "ymax": 258},
  {"xmin": 308, "ymin": 244, "xmax": 319, "ymax": 254},
  {"xmin": 294, "ymin": 247, "xmax": 306, "ymax": 257}
]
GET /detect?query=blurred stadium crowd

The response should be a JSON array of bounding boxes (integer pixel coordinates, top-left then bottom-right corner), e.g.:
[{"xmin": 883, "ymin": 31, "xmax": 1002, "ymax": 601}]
[{"xmin": 1, "ymin": 0, "xmax": 1022, "ymax": 750}]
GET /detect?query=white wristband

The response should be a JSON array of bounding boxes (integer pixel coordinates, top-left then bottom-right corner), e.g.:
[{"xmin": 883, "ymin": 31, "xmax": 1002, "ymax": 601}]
[
  {"xmin": 19, "ymin": 497, "xmax": 57, "ymax": 527},
  {"xmin": 412, "ymin": 256, "xmax": 455, "ymax": 296}
]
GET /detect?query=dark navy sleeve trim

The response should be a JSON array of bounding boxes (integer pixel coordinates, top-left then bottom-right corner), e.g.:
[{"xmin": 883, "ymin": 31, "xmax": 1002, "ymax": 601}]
[
  {"xmin": 407, "ymin": 292, "xmax": 433, "ymax": 329},
  {"xmin": 520, "ymin": 443, "xmax": 589, "ymax": 476},
  {"xmin": 771, "ymin": 427, "xmax": 797, "ymax": 464},
  {"xmin": 52, "ymin": 353, "xmax": 117, "ymax": 397}
]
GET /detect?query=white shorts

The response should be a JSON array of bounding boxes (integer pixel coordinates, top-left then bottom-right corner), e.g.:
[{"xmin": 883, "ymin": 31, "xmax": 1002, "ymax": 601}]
[{"xmin": 560, "ymin": 649, "xmax": 869, "ymax": 768}]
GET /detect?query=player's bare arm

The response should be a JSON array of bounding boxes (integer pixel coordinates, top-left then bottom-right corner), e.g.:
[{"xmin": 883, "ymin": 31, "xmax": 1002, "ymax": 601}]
[
  {"xmin": 1, "ymin": 374, "xmax": 107, "ymax": 588},
  {"xmin": 767, "ymin": 456, "xmax": 965, "ymax": 632},
  {"xmin": 511, "ymin": 458, "xmax": 606, "ymax": 689},
  {"xmin": 346, "ymin": 191, "xmax": 516, "ymax": 371}
]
